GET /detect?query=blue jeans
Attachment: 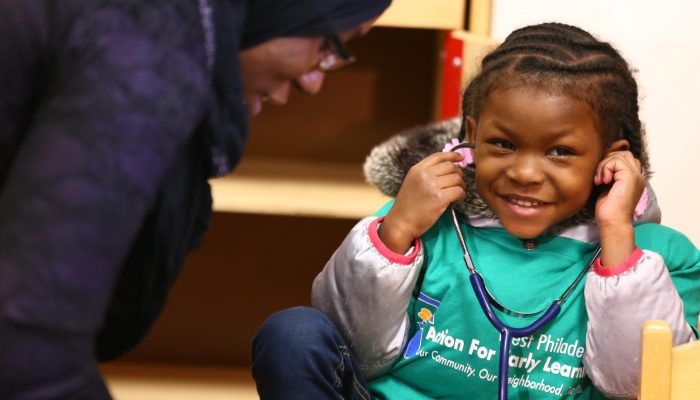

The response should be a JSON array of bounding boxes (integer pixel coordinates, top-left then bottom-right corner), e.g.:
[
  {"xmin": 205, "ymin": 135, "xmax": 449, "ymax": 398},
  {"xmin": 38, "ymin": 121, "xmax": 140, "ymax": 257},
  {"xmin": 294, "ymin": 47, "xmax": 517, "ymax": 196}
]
[{"xmin": 251, "ymin": 307, "xmax": 372, "ymax": 400}]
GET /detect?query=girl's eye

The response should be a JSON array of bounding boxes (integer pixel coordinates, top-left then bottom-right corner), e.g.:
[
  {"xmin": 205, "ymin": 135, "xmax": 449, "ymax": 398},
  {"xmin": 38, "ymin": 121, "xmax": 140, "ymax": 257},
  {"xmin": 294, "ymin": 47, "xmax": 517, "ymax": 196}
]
[
  {"xmin": 548, "ymin": 147, "xmax": 573, "ymax": 157},
  {"xmin": 491, "ymin": 140, "xmax": 515, "ymax": 150}
]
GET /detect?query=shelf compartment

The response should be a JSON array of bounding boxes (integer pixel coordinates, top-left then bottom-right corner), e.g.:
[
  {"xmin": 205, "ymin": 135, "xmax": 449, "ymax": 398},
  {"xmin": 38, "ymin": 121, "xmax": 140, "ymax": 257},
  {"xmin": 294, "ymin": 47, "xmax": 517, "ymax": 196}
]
[{"xmin": 211, "ymin": 158, "xmax": 391, "ymax": 219}]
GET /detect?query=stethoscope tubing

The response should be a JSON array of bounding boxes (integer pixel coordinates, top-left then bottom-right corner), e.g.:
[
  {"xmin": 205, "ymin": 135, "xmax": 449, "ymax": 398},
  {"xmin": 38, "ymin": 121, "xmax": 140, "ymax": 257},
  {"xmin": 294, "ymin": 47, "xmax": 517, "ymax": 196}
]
[
  {"xmin": 451, "ymin": 207, "xmax": 599, "ymax": 400},
  {"xmin": 470, "ymin": 272, "xmax": 561, "ymax": 400}
]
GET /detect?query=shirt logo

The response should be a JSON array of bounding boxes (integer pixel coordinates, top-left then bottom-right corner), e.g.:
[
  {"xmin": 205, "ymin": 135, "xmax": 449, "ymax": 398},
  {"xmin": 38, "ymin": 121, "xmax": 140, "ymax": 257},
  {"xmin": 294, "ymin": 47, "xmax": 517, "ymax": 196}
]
[{"xmin": 404, "ymin": 292, "xmax": 441, "ymax": 358}]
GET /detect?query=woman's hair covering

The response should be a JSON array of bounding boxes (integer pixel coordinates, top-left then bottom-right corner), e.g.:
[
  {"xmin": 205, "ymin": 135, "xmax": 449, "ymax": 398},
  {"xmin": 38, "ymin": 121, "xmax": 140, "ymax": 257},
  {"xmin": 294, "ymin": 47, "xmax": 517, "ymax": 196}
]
[{"xmin": 241, "ymin": 0, "xmax": 391, "ymax": 49}]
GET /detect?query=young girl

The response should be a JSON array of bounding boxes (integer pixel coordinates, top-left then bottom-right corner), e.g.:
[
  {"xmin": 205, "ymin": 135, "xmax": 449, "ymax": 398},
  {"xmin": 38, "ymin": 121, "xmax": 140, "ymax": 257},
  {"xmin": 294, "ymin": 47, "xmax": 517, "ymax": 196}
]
[{"xmin": 251, "ymin": 23, "xmax": 700, "ymax": 399}]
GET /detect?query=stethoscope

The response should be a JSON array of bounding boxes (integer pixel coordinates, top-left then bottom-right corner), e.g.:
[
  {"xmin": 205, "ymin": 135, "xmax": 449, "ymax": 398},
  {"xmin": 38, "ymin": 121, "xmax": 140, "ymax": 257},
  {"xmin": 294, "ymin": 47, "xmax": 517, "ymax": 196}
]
[{"xmin": 446, "ymin": 143, "xmax": 601, "ymax": 400}]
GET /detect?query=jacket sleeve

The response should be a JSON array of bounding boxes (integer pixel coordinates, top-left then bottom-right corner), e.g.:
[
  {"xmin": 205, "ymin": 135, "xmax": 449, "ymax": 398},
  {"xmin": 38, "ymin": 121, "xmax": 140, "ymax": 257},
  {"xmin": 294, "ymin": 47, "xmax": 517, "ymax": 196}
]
[
  {"xmin": 583, "ymin": 249, "xmax": 697, "ymax": 399},
  {"xmin": 311, "ymin": 216, "xmax": 424, "ymax": 378}
]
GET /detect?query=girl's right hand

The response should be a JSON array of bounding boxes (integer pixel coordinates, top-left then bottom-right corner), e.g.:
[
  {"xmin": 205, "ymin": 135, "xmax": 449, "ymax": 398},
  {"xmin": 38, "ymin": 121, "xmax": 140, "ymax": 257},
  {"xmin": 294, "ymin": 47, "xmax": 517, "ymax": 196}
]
[{"xmin": 379, "ymin": 151, "xmax": 466, "ymax": 254}]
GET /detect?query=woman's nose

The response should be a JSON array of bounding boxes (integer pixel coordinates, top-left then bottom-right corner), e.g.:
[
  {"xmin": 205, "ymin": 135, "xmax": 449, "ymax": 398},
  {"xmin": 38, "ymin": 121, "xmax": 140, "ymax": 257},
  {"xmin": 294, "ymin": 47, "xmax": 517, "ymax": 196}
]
[
  {"xmin": 295, "ymin": 70, "xmax": 325, "ymax": 95},
  {"xmin": 267, "ymin": 82, "xmax": 292, "ymax": 105}
]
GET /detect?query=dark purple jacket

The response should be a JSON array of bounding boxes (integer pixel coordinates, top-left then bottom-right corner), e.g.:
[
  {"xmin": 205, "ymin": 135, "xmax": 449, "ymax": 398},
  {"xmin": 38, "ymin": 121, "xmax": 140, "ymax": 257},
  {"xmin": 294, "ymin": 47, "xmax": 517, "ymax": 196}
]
[
  {"xmin": 0, "ymin": 0, "xmax": 391, "ymax": 396},
  {"xmin": 0, "ymin": 0, "xmax": 233, "ymax": 396}
]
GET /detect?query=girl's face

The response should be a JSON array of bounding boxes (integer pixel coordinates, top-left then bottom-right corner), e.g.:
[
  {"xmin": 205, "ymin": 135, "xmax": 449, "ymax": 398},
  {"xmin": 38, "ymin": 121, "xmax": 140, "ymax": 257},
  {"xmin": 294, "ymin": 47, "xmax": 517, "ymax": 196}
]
[{"xmin": 467, "ymin": 86, "xmax": 605, "ymax": 239}]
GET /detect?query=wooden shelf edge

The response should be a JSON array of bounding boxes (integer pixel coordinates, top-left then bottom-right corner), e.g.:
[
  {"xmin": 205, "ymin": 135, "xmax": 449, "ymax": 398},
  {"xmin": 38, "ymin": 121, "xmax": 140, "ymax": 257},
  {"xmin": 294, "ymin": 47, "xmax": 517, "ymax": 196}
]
[
  {"xmin": 101, "ymin": 362, "xmax": 257, "ymax": 400},
  {"xmin": 376, "ymin": 0, "xmax": 466, "ymax": 30},
  {"xmin": 210, "ymin": 158, "xmax": 391, "ymax": 219},
  {"xmin": 468, "ymin": 0, "xmax": 493, "ymax": 36}
]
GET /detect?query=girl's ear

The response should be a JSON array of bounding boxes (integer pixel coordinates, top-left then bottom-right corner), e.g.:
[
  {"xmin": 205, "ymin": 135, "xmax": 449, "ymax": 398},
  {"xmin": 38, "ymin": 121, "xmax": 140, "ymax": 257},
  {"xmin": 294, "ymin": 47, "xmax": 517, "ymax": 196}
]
[
  {"xmin": 466, "ymin": 116, "xmax": 478, "ymax": 144},
  {"xmin": 604, "ymin": 139, "xmax": 630, "ymax": 155}
]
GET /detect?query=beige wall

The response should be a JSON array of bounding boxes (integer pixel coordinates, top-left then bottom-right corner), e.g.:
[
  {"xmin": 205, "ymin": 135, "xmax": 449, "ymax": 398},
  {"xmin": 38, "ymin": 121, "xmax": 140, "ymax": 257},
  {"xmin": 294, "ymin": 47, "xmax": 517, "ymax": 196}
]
[{"xmin": 491, "ymin": 0, "xmax": 700, "ymax": 246}]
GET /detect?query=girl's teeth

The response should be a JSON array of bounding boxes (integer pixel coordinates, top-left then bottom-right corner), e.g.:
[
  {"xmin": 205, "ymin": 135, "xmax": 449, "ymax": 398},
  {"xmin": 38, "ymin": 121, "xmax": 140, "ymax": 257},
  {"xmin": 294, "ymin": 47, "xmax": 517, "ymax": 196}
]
[{"xmin": 509, "ymin": 197, "xmax": 542, "ymax": 207}]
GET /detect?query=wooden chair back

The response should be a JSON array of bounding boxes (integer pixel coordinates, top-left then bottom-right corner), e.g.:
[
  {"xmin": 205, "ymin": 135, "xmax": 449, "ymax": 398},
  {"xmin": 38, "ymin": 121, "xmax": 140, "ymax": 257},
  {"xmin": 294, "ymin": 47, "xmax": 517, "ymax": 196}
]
[{"xmin": 639, "ymin": 320, "xmax": 700, "ymax": 399}]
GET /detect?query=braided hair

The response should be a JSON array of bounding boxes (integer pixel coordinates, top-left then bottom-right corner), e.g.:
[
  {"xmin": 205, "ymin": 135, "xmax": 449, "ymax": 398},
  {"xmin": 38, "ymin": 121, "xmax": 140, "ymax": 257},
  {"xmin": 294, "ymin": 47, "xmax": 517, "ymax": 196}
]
[{"xmin": 459, "ymin": 22, "xmax": 649, "ymax": 172}]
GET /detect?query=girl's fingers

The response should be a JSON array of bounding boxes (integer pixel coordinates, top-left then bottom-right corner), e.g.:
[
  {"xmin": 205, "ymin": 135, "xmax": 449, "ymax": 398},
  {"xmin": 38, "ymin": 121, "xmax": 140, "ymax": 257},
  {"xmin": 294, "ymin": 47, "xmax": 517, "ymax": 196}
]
[
  {"xmin": 599, "ymin": 158, "xmax": 624, "ymax": 184},
  {"xmin": 437, "ymin": 173, "xmax": 466, "ymax": 189},
  {"xmin": 410, "ymin": 153, "xmax": 464, "ymax": 181},
  {"xmin": 595, "ymin": 158, "xmax": 616, "ymax": 185},
  {"xmin": 443, "ymin": 186, "xmax": 467, "ymax": 203},
  {"xmin": 422, "ymin": 151, "xmax": 465, "ymax": 166},
  {"xmin": 595, "ymin": 151, "xmax": 641, "ymax": 184},
  {"xmin": 431, "ymin": 161, "xmax": 464, "ymax": 178}
]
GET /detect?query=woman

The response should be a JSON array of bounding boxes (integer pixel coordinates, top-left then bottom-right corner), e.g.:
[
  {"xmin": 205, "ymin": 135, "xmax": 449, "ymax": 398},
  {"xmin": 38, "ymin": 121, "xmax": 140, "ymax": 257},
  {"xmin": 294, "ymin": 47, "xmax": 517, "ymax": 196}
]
[{"xmin": 0, "ymin": 0, "xmax": 390, "ymax": 397}]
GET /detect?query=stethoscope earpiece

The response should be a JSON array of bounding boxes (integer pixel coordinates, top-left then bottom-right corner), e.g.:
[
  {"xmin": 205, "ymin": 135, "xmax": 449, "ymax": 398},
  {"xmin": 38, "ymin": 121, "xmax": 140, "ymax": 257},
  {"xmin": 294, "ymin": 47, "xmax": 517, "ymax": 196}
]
[{"xmin": 443, "ymin": 139, "xmax": 475, "ymax": 168}]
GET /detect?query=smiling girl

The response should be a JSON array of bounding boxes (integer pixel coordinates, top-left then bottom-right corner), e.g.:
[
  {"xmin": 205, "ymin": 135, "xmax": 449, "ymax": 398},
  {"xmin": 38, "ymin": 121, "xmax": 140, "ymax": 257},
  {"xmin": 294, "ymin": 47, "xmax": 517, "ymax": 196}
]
[{"xmin": 251, "ymin": 23, "xmax": 700, "ymax": 399}]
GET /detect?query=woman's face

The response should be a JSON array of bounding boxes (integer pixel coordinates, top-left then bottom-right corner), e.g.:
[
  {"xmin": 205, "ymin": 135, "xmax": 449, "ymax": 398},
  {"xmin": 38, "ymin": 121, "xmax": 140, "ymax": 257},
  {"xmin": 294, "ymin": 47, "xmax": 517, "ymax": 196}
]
[
  {"xmin": 467, "ymin": 86, "xmax": 606, "ymax": 239},
  {"xmin": 239, "ymin": 19, "xmax": 375, "ymax": 117}
]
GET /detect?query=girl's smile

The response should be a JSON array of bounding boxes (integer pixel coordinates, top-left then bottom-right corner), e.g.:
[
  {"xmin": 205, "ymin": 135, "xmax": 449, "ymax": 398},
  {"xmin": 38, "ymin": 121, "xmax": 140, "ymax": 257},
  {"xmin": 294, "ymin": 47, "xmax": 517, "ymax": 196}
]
[
  {"xmin": 500, "ymin": 194, "xmax": 552, "ymax": 218},
  {"xmin": 467, "ymin": 86, "xmax": 607, "ymax": 239}
]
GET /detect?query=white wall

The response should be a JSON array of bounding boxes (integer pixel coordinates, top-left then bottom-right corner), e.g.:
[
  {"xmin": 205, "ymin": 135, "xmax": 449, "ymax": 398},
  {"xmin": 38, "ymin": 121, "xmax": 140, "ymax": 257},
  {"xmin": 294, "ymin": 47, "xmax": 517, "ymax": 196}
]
[{"xmin": 491, "ymin": 0, "xmax": 700, "ymax": 245}]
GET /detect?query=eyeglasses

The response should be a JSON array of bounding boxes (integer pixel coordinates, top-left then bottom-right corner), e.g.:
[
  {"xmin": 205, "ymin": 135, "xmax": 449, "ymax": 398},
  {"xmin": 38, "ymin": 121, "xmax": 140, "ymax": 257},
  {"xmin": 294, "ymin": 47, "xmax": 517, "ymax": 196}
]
[{"xmin": 317, "ymin": 34, "xmax": 356, "ymax": 72}]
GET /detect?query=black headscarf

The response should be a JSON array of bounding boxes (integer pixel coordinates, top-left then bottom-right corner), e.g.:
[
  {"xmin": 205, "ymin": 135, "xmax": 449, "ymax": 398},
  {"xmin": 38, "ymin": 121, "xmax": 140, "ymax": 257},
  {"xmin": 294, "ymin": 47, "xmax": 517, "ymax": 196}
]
[
  {"xmin": 205, "ymin": 0, "xmax": 392, "ymax": 177},
  {"xmin": 241, "ymin": 0, "xmax": 392, "ymax": 49}
]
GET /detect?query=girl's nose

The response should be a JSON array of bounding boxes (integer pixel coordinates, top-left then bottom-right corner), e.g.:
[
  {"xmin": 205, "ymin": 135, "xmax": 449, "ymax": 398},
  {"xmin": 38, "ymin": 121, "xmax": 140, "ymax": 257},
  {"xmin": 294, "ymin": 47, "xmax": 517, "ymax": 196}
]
[
  {"xmin": 507, "ymin": 155, "xmax": 545, "ymax": 186},
  {"xmin": 295, "ymin": 70, "xmax": 325, "ymax": 95}
]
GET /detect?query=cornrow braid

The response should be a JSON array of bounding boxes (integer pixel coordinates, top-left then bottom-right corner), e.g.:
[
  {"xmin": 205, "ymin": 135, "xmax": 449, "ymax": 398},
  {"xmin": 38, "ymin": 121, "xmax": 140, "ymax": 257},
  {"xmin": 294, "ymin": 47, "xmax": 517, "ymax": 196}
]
[{"xmin": 459, "ymin": 22, "xmax": 649, "ymax": 173}]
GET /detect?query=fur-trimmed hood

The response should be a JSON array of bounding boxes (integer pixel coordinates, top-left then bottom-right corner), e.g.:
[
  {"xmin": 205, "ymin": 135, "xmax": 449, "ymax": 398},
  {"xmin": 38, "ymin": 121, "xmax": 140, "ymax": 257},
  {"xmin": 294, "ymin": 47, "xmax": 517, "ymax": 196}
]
[{"xmin": 363, "ymin": 118, "xmax": 660, "ymax": 241}]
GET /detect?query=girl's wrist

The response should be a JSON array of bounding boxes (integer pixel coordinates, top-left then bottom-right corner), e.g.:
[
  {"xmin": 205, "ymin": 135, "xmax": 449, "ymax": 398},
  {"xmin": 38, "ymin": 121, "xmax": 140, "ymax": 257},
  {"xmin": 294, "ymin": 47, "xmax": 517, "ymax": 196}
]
[
  {"xmin": 596, "ymin": 217, "xmax": 633, "ymax": 231},
  {"xmin": 598, "ymin": 222, "xmax": 635, "ymax": 267},
  {"xmin": 378, "ymin": 216, "xmax": 416, "ymax": 254}
]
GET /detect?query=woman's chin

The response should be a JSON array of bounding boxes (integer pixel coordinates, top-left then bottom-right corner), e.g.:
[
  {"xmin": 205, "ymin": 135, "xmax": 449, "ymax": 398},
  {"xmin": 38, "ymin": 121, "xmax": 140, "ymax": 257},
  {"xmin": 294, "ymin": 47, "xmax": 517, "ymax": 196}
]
[{"xmin": 246, "ymin": 96, "xmax": 263, "ymax": 117}]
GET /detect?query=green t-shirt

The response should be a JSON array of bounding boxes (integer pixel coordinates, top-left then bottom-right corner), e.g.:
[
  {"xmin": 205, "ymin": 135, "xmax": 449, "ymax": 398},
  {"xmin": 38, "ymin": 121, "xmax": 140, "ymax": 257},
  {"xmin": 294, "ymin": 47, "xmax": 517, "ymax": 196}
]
[{"xmin": 368, "ymin": 212, "xmax": 700, "ymax": 399}]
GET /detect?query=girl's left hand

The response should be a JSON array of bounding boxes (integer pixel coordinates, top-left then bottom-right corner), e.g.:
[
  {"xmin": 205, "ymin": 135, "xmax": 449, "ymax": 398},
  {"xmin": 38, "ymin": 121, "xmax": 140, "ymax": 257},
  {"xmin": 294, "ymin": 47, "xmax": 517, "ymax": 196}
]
[{"xmin": 593, "ymin": 150, "xmax": 645, "ymax": 228}]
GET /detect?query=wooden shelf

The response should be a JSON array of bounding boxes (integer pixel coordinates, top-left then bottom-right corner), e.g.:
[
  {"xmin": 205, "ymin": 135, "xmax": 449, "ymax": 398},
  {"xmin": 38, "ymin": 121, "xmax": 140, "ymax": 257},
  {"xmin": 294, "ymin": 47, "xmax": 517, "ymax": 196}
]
[
  {"xmin": 376, "ymin": 0, "xmax": 466, "ymax": 30},
  {"xmin": 101, "ymin": 362, "xmax": 256, "ymax": 400},
  {"xmin": 210, "ymin": 158, "xmax": 391, "ymax": 219}
]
